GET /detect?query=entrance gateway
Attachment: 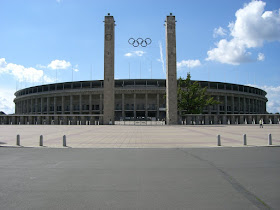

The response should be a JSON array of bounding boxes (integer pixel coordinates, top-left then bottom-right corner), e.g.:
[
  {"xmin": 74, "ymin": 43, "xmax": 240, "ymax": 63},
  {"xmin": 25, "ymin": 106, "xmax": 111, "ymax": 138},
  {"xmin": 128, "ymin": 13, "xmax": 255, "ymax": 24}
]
[{"xmin": 103, "ymin": 13, "xmax": 178, "ymax": 125}]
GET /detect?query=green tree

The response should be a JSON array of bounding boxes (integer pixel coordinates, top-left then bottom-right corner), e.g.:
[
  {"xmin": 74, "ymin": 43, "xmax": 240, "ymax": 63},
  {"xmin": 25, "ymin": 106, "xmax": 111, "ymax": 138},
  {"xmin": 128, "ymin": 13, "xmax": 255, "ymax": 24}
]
[{"xmin": 177, "ymin": 73, "xmax": 219, "ymax": 114}]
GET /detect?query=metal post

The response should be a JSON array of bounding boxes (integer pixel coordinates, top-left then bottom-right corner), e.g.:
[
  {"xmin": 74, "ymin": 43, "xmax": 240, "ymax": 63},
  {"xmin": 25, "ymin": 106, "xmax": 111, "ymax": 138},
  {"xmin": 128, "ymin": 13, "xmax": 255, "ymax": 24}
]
[
  {"xmin": 16, "ymin": 134, "xmax": 20, "ymax": 146},
  {"xmin": 63, "ymin": 135, "xmax": 67, "ymax": 147},
  {"xmin": 217, "ymin": 135, "xmax": 221, "ymax": 146},
  {"xmin": 40, "ymin": 135, "xmax": 43, "ymax": 146},
  {"xmin": 243, "ymin": 134, "xmax": 247, "ymax": 145},
  {"xmin": 268, "ymin": 134, "xmax": 272, "ymax": 145}
]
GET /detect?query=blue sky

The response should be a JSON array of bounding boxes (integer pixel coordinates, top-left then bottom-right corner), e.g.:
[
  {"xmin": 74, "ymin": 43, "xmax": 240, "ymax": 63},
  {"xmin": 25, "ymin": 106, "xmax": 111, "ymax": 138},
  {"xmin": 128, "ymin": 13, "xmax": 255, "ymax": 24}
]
[{"xmin": 0, "ymin": 0, "xmax": 280, "ymax": 114}]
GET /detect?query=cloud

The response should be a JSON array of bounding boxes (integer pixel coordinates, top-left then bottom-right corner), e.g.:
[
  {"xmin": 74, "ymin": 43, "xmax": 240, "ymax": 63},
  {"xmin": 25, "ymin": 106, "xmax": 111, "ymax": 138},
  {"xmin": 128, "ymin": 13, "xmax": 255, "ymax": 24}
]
[
  {"xmin": 207, "ymin": 39, "xmax": 252, "ymax": 65},
  {"xmin": 56, "ymin": 0, "xmax": 62, "ymax": 3},
  {"xmin": 263, "ymin": 86, "xmax": 280, "ymax": 113},
  {"xmin": 247, "ymin": 84, "xmax": 280, "ymax": 113},
  {"xmin": 0, "ymin": 89, "xmax": 15, "ymax": 114},
  {"xmin": 177, "ymin": 59, "xmax": 201, "ymax": 69},
  {"xmin": 257, "ymin": 53, "xmax": 265, "ymax": 61},
  {"xmin": 157, "ymin": 41, "xmax": 165, "ymax": 74},
  {"xmin": 124, "ymin": 53, "xmax": 133, "ymax": 57},
  {"xmin": 36, "ymin": 64, "xmax": 47, "ymax": 69},
  {"xmin": 213, "ymin": 27, "xmax": 227, "ymax": 38},
  {"xmin": 0, "ymin": 58, "xmax": 7, "ymax": 70},
  {"xmin": 73, "ymin": 64, "xmax": 79, "ymax": 72},
  {"xmin": 124, "ymin": 51, "xmax": 145, "ymax": 57},
  {"xmin": 47, "ymin": 59, "xmax": 71, "ymax": 70},
  {"xmin": 0, "ymin": 58, "xmax": 55, "ymax": 83},
  {"xmin": 207, "ymin": 0, "xmax": 280, "ymax": 65}
]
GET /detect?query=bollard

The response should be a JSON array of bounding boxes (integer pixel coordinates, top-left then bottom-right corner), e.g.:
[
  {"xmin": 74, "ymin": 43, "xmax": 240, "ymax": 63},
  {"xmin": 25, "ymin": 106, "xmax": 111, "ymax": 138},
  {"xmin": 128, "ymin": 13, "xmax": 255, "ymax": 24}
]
[
  {"xmin": 217, "ymin": 135, "xmax": 221, "ymax": 146},
  {"xmin": 40, "ymin": 135, "xmax": 43, "ymax": 146},
  {"xmin": 16, "ymin": 134, "xmax": 20, "ymax": 146},
  {"xmin": 243, "ymin": 134, "xmax": 247, "ymax": 146},
  {"xmin": 63, "ymin": 135, "xmax": 67, "ymax": 147},
  {"xmin": 268, "ymin": 134, "xmax": 272, "ymax": 145}
]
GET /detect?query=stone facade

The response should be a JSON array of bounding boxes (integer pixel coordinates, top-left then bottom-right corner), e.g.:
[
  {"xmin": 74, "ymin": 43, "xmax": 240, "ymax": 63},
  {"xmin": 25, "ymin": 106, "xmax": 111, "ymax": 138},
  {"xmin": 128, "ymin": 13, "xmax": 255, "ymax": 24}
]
[{"xmin": 10, "ymin": 79, "xmax": 269, "ymax": 124}]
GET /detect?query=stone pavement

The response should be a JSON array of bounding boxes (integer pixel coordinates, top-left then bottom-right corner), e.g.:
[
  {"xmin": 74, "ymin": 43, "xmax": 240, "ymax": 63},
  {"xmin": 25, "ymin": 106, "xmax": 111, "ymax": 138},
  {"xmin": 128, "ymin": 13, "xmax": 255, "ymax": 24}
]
[
  {"xmin": 0, "ymin": 124, "xmax": 279, "ymax": 148},
  {"xmin": 1, "ymin": 147, "xmax": 279, "ymax": 209}
]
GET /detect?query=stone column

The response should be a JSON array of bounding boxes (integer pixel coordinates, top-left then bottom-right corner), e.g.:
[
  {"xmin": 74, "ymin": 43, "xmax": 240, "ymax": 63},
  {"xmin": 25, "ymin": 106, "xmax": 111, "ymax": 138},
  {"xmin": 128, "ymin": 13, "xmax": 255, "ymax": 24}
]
[
  {"xmin": 156, "ymin": 93, "xmax": 159, "ymax": 120},
  {"xmin": 12, "ymin": 116, "xmax": 15, "ymax": 125},
  {"xmin": 35, "ymin": 98, "xmax": 38, "ymax": 114},
  {"xmin": 217, "ymin": 96, "xmax": 220, "ymax": 115},
  {"xmin": 122, "ymin": 93, "xmax": 125, "ymax": 120},
  {"xmin": 133, "ymin": 93, "xmax": 136, "ymax": 119},
  {"xmin": 70, "ymin": 95, "xmax": 73, "ymax": 114},
  {"xmin": 238, "ymin": 97, "xmax": 241, "ymax": 114},
  {"xmin": 24, "ymin": 100, "xmax": 26, "ymax": 114},
  {"xmin": 26, "ymin": 99, "xmax": 29, "ymax": 114},
  {"xmin": 47, "ymin": 97, "xmax": 50, "ymax": 114},
  {"xmin": 41, "ymin": 98, "xmax": 43, "ymax": 114},
  {"xmin": 54, "ymin": 116, "xmax": 58, "ymax": 125},
  {"xmin": 81, "ymin": 116, "xmax": 86, "ymax": 125},
  {"xmin": 222, "ymin": 115, "xmax": 227, "ymax": 124},
  {"xmin": 248, "ymin": 115, "xmax": 252, "ymax": 124},
  {"xmin": 214, "ymin": 115, "xmax": 218, "ymax": 124},
  {"xmin": 22, "ymin": 100, "xmax": 25, "ymax": 114},
  {"xmin": 186, "ymin": 116, "xmax": 191, "ymax": 125},
  {"xmin": 205, "ymin": 115, "xmax": 209, "ymax": 125},
  {"xmin": 225, "ymin": 96, "xmax": 228, "ymax": 114},
  {"xmin": 14, "ymin": 103, "xmax": 17, "ymax": 114},
  {"xmin": 240, "ymin": 115, "xmax": 244, "ymax": 124},
  {"xmin": 17, "ymin": 102, "xmax": 20, "ymax": 114},
  {"xmin": 232, "ymin": 96, "xmax": 234, "ymax": 114},
  {"xmin": 46, "ymin": 116, "xmax": 50, "ymax": 125},
  {"xmin": 79, "ymin": 94, "xmax": 82, "ymax": 114},
  {"xmin": 165, "ymin": 13, "xmax": 178, "ymax": 125},
  {"xmin": 103, "ymin": 13, "xmax": 115, "ymax": 124},
  {"xmin": 54, "ymin": 96, "xmax": 57, "ymax": 115},
  {"xmin": 62, "ymin": 96, "xmax": 65, "ymax": 114},
  {"xmin": 89, "ymin": 94, "xmax": 92, "ymax": 114},
  {"xmin": 145, "ymin": 93, "xmax": 148, "ymax": 119},
  {"xmin": 243, "ymin": 97, "xmax": 246, "ymax": 114},
  {"xmin": 99, "ymin": 94, "xmax": 103, "ymax": 114},
  {"xmin": 30, "ymin": 99, "xmax": 33, "ymax": 114},
  {"xmin": 248, "ymin": 98, "xmax": 251, "ymax": 114}
]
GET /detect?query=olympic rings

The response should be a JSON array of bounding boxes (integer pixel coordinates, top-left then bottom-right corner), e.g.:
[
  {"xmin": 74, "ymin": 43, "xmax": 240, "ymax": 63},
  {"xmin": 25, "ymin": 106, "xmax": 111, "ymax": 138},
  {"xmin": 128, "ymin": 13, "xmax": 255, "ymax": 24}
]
[{"xmin": 128, "ymin": 38, "xmax": 152, "ymax": 47}]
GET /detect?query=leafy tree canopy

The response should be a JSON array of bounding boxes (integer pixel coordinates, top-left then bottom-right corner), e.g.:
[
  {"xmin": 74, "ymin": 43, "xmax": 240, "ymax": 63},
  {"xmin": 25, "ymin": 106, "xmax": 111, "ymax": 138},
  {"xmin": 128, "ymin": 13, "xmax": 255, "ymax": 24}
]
[{"xmin": 178, "ymin": 73, "xmax": 219, "ymax": 114}]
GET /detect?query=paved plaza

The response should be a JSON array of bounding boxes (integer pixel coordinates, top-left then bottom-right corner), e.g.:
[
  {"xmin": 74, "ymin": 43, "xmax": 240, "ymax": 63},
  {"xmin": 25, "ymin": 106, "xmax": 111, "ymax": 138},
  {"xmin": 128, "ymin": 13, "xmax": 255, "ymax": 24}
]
[
  {"xmin": 1, "ymin": 125, "xmax": 280, "ymax": 209},
  {"xmin": 0, "ymin": 147, "xmax": 279, "ymax": 209},
  {"xmin": 0, "ymin": 124, "xmax": 279, "ymax": 148}
]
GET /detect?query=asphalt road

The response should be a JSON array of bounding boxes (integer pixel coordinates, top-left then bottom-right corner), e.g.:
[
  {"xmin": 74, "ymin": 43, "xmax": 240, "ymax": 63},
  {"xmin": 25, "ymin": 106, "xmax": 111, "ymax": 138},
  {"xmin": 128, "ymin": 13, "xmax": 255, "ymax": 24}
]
[{"xmin": 0, "ymin": 147, "xmax": 279, "ymax": 209}]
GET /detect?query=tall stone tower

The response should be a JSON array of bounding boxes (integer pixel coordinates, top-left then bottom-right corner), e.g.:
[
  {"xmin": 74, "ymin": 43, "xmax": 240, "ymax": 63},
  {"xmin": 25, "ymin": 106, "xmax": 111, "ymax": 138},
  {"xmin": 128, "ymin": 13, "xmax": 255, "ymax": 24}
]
[
  {"xmin": 103, "ymin": 13, "xmax": 115, "ymax": 124},
  {"xmin": 165, "ymin": 13, "xmax": 178, "ymax": 125}
]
